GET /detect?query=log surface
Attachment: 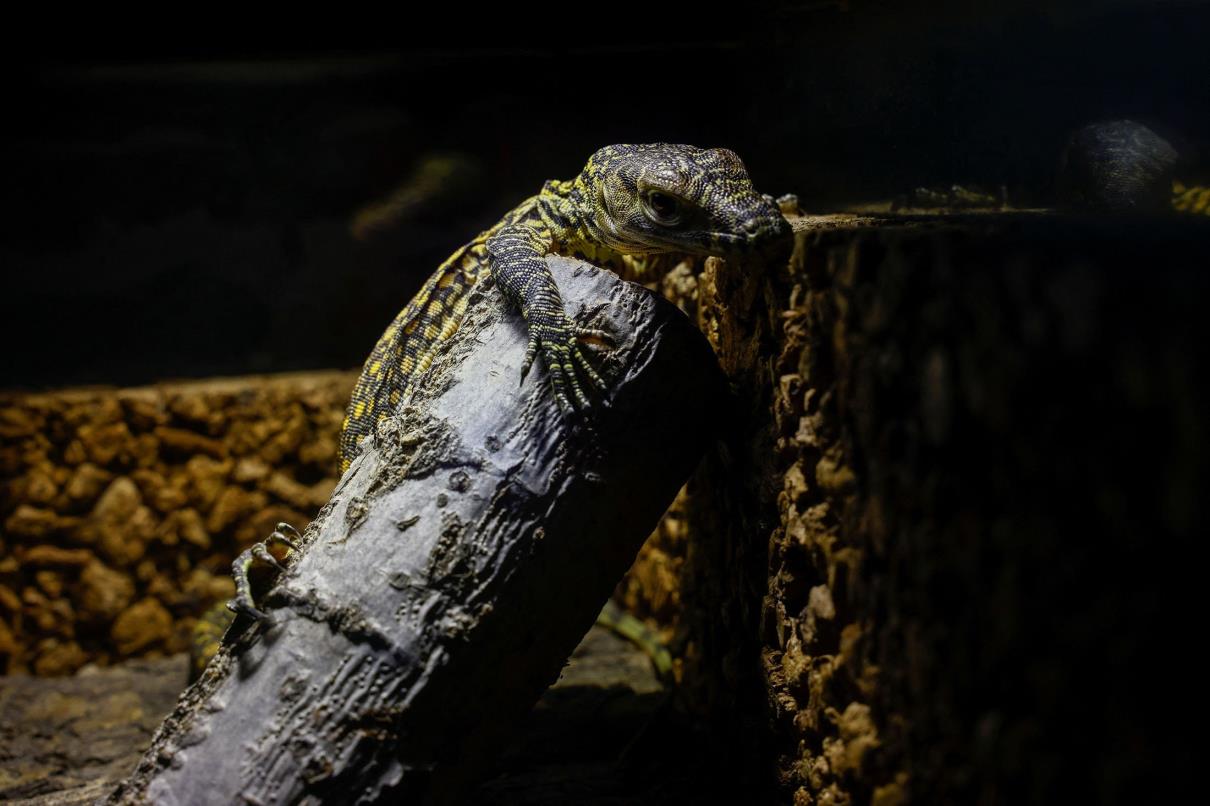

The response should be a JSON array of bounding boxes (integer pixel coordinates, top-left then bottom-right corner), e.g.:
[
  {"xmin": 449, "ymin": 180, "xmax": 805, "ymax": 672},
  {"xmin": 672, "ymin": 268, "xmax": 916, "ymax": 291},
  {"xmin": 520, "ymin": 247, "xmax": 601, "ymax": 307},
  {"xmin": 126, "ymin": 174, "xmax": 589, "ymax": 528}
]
[{"xmin": 105, "ymin": 256, "xmax": 725, "ymax": 805}]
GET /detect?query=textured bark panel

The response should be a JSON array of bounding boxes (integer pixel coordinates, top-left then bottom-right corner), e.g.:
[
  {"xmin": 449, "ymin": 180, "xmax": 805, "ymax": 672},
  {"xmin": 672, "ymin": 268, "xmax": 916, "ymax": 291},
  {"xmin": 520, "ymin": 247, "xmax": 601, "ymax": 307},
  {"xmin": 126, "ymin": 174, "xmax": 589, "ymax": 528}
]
[
  {"xmin": 666, "ymin": 213, "xmax": 1210, "ymax": 803},
  {"xmin": 105, "ymin": 257, "xmax": 724, "ymax": 805}
]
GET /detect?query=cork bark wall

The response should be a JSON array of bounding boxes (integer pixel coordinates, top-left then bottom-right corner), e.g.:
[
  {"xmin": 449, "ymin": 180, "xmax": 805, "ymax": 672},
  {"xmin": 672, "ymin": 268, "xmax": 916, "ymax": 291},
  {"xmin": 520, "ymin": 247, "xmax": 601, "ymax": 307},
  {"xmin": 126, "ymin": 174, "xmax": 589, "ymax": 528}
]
[
  {"xmin": 664, "ymin": 214, "xmax": 1209, "ymax": 803},
  {"xmin": 0, "ymin": 373, "xmax": 354, "ymax": 674}
]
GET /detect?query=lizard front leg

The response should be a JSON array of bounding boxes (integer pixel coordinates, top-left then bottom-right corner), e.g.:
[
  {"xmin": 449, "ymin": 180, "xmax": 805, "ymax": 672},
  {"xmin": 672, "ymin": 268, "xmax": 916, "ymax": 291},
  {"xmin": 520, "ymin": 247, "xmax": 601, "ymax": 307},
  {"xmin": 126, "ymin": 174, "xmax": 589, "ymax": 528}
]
[{"xmin": 486, "ymin": 223, "xmax": 609, "ymax": 411}]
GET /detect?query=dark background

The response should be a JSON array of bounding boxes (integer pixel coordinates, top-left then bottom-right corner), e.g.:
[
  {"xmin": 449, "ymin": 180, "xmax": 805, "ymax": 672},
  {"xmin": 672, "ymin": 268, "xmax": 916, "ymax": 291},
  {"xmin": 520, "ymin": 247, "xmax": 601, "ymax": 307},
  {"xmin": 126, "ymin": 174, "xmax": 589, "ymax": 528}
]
[{"xmin": 1, "ymin": 1, "xmax": 1207, "ymax": 389}]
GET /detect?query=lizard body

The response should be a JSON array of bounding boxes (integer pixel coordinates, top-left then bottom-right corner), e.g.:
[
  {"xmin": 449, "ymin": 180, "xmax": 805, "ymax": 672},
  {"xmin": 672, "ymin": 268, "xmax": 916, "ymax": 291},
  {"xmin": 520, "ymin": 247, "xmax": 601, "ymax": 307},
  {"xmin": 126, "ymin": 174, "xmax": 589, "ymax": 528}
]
[
  {"xmin": 338, "ymin": 143, "xmax": 790, "ymax": 472},
  {"xmin": 192, "ymin": 144, "xmax": 790, "ymax": 679}
]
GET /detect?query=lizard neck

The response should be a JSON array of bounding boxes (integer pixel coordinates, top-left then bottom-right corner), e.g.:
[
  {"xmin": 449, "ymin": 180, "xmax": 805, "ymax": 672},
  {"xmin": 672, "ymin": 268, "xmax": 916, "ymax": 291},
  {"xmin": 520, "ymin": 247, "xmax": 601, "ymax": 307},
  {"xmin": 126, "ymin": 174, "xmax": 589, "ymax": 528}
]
[
  {"xmin": 537, "ymin": 177, "xmax": 634, "ymax": 273},
  {"xmin": 535, "ymin": 175, "xmax": 687, "ymax": 283}
]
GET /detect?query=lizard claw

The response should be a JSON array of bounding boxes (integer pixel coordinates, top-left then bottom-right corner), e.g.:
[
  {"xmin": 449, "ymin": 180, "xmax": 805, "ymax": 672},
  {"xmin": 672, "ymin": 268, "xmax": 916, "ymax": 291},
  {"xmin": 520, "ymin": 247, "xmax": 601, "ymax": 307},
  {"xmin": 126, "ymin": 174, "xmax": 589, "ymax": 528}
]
[
  {"xmin": 544, "ymin": 340, "xmax": 591, "ymax": 413},
  {"xmin": 227, "ymin": 522, "xmax": 301, "ymax": 622},
  {"xmin": 226, "ymin": 595, "xmax": 267, "ymax": 622},
  {"xmin": 268, "ymin": 522, "xmax": 300, "ymax": 552},
  {"xmin": 519, "ymin": 315, "xmax": 612, "ymax": 410},
  {"xmin": 544, "ymin": 329, "xmax": 611, "ymax": 412},
  {"xmin": 573, "ymin": 327, "xmax": 615, "ymax": 348},
  {"xmin": 250, "ymin": 543, "xmax": 286, "ymax": 572},
  {"xmin": 571, "ymin": 342, "xmax": 606, "ymax": 391},
  {"xmin": 764, "ymin": 192, "xmax": 800, "ymax": 216},
  {"xmin": 519, "ymin": 332, "xmax": 540, "ymax": 384}
]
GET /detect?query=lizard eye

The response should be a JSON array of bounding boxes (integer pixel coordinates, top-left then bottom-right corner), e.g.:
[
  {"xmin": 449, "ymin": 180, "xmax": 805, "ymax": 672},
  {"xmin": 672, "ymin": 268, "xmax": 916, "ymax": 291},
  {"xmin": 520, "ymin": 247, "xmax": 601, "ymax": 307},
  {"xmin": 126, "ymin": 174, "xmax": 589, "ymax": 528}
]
[{"xmin": 643, "ymin": 191, "xmax": 683, "ymax": 225}]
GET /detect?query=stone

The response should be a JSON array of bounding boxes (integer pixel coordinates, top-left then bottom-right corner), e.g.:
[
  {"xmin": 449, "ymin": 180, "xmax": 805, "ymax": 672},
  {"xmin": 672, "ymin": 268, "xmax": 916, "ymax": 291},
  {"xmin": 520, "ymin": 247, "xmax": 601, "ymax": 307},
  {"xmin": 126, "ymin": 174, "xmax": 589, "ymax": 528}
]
[
  {"xmin": 5, "ymin": 505, "xmax": 66, "ymax": 539},
  {"xmin": 78, "ymin": 561, "xmax": 136, "ymax": 623},
  {"xmin": 181, "ymin": 568, "xmax": 235, "ymax": 606},
  {"xmin": 152, "ymin": 481, "xmax": 190, "ymax": 514},
  {"xmin": 0, "ymin": 445, "xmax": 22, "ymax": 475},
  {"xmin": 232, "ymin": 456, "xmax": 270, "ymax": 484},
  {"xmin": 23, "ymin": 588, "xmax": 74, "ymax": 636},
  {"xmin": 33, "ymin": 639, "xmax": 88, "ymax": 676},
  {"xmin": 120, "ymin": 390, "xmax": 168, "ymax": 431},
  {"xmin": 184, "ymin": 455, "xmax": 231, "ymax": 509},
  {"xmin": 130, "ymin": 433, "xmax": 161, "ymax": 468},
  {"xmin": 0, "ymin": 407, "xmax": 43, "ymax": 439},
  {"xmin": 36, "ymin": 571, "xmax": 64, "ymax": 598},
  {"xmin": 21, "ymin": 545, "xmax": 92, "ymax": 566},
  {"xmin": 87, "ymin": 477, "xmax": 155, "ymax": 567},
  {"xmin": 259, "ymin": 410, "xmax": 306, "ymax": 463},
  {"xmin": 154, "ymin": 427, "xmax": 226, "ymax": 459},
  {"xmin": 298, "ymin": 434, "xmax": 338, "ymax": 469},
  {"xmin": 0, "ymin": 617, "xmax": 17, "ymax": 658},
  {"xmin": 227, "ymin": 419, "xmax": 275, "ymax": 455},
  {"xmin": 128, "ymin": 468, "xmax": 166, "ymax": 500},
  {"xmin": 0, "ymin": 584, "xmax": 21, "ymax": 613},
  {"xmin": 206, "ymin": 486, "xmax": 267, "ymax": 534},
  {"xmin": 63, "ymin": 439, "xmax": 87, "ymax": 465},
  {"xmin": 167, "ymin": 394, "xmax": 211, "ymax": 426},
  {"xmin": 263, "ymin": 471, "xmax": 316, "ymax": 510},
  {"xmin": 65, "ymin": 463, "xmax": 114, "ymax": 505},
  {"xmin": 156, "ymin": 509, "xmax": 210, "ymax": 550},
  {"xmin": 110, "ymin": 598, "xmax": 172, "ymax": 656},
  {"xmin": 95, "ymin": 508, "xmax": 156, "ymax": 568},
  {"xmin": 135, "ymin": 560, "xmax": 157, "ymax": 584},
  {"xmin": 77, "ymin": 421, "xmax": 134, "ymax": 466},
  {"xmin": 82, "ymin": 397, "xmax": 124, "ymax": 427},
  {"xmin": 92, "ymin": 477, "xmax": 142, "ymax": 522},
  {"xmin": 25, "ymin": 467, "xmax": 59, "ymax": 505},
  {"xmin": 146, "ymin": 574, "xmax": 181, "ymax": 608}
]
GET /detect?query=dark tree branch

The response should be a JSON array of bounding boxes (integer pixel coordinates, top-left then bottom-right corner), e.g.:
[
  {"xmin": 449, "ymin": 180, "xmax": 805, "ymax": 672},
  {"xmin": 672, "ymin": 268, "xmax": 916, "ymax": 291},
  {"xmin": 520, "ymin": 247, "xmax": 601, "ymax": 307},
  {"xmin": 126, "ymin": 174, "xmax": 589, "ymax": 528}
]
[{"xmin": 105, "ymin": 256, "xmax": 726, "ymax": 805}]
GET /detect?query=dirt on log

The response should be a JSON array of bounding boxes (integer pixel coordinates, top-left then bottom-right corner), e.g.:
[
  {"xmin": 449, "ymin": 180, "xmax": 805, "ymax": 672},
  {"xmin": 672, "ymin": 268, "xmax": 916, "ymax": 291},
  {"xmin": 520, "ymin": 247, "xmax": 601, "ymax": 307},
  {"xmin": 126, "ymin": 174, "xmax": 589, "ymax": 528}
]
[{"xmin": 104, "ymin": 256, "xmax": 725, "ymax": 805}]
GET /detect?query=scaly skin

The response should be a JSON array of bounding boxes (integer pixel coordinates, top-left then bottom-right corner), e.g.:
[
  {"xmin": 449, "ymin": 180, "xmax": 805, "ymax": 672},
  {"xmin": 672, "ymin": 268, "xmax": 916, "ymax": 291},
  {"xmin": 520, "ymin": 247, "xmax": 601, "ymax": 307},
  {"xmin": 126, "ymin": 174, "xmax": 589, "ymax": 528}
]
[
  {"xmin": 191, "ymin": 145, "xmax": 790, "ymax": 680},
  {"xmin": 1173, "ymin": 180, "xmax": 1210, "ymax": 216},
  {"xmin": 338, "ymin": 143, "xmax": 791, "ymax": 472}
]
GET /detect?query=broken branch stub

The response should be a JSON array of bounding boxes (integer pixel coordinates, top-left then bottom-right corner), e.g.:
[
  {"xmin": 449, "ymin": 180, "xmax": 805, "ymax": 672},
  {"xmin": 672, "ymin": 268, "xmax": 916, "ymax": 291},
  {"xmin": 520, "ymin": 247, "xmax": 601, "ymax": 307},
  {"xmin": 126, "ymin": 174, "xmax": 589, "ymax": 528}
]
[{"xmin": 106, "ymin": 256, "xmax": 727, "ymax": 805}]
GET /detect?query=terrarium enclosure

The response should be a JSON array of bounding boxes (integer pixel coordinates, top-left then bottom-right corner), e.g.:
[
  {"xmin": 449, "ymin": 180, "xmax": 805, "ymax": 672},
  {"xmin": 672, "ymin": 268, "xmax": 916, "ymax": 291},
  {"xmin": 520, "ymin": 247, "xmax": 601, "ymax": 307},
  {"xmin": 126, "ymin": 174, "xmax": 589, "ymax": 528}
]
[{"xmin": 2, "ymin": 4, "xmax": 1209, "ymax": 804}]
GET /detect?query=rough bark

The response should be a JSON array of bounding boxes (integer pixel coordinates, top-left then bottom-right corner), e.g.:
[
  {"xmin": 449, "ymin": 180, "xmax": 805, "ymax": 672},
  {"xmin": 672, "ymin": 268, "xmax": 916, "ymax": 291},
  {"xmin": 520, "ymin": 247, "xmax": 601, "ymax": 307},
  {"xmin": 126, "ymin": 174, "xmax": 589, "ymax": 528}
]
[
  {"xmin": 657, "ymin": 212, "xmax": 1210, "ymax": 804},
  {"xmin": 104, "ymin": 256, "xmax": 725, "ymax": 805}
]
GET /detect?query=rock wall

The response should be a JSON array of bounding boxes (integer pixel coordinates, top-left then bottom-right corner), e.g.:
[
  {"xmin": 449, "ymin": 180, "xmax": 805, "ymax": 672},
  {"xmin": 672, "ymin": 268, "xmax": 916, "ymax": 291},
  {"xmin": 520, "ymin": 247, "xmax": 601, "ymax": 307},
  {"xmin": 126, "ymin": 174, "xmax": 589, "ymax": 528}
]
[
  {"xmin": 0, "ymin": 372, "xmax": 355, "ymax": 674},
  {"xmin": 0, "ymin": 360, "xmax": 690, "ymax": 680}
]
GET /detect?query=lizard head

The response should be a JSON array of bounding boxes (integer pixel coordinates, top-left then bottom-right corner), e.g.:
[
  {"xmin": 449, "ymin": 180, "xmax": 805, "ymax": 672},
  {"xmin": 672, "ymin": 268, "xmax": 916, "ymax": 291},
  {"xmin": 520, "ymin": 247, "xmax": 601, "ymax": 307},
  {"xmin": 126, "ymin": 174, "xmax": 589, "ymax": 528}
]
[{"xmin": 586, "ymin": 143, "xmax": 792, "ymax": 257}]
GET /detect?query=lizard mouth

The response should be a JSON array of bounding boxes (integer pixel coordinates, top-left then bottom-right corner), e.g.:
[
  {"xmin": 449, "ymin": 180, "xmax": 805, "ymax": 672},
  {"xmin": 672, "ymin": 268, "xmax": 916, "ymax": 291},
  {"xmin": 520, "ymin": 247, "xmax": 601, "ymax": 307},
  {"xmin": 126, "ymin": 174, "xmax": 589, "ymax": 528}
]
[
  {"xmin": 692, "ymin": 228, "xmax": 791, "ymax": 257},
  {"xmin": 608, "ymin": 222, "xmax": 790, "ymax": 259}
]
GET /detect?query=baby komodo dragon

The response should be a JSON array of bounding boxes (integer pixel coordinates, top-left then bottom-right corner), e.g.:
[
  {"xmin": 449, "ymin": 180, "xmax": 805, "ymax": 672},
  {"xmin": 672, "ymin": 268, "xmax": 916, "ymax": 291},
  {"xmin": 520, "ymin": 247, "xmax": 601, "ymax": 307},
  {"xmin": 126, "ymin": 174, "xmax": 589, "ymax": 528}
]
[{"xmin": 204, "ymin": 144, "xmax": 791, "ymax": 665}]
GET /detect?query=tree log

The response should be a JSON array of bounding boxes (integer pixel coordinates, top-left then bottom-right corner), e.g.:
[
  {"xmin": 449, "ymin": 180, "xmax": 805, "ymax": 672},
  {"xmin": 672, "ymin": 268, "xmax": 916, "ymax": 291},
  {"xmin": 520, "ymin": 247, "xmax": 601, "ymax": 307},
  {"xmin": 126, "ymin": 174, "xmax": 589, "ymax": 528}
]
[{"xmin": 104, "ymin": 256, "xmax": 726, "ymax": 805}]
